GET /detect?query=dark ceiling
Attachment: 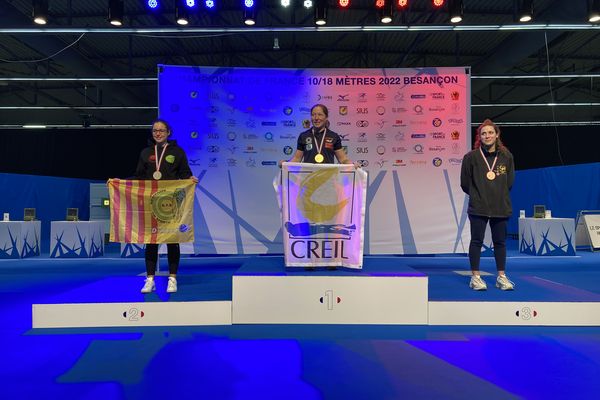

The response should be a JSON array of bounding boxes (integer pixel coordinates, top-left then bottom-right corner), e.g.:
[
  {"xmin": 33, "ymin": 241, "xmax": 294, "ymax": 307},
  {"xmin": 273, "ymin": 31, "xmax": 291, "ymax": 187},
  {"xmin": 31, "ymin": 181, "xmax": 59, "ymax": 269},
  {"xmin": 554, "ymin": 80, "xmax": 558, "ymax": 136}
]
[{"xmin": 1, "ymin": 0, "xmax": 599, "ymax": 129}]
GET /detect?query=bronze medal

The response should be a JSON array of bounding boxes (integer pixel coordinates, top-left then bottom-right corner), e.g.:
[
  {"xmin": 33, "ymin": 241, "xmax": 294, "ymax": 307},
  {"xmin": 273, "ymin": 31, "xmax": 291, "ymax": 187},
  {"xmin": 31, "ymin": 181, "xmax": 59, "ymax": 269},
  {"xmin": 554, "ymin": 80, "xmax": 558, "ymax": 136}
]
[
  {"xmin": 153, "ymin": 143, "xmax": 168, "ymax": 181},
  {"xmin": 479, "ymin": 148, "xmax": 498, "ymax": 182},
  {"xmin": 315, "ymin": 153, "xmax": 324, "ymax": 163}
]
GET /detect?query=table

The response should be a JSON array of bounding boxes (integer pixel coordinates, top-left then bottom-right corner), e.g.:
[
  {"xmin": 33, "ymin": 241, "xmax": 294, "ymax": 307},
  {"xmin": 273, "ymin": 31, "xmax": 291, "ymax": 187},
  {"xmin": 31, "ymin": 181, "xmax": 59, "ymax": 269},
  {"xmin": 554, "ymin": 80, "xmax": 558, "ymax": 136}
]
[
  {"xmin": 518, "ymin": 217, "xmax": 576, "ymax": 256},
  {"xmin": 0, "ymin": 221, "xmax": 41, "ymax": 258},
  {"xmin": 50, "ymin": 221, "xmax": 104, "ymax": 258}
]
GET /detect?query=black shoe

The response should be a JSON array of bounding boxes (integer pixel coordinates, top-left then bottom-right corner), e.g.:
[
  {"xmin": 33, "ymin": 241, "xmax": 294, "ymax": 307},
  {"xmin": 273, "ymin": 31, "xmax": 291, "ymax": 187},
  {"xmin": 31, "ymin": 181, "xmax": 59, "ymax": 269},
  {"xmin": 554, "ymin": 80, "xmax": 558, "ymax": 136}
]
[
  {"xmin": 304, "ymin": 267, "xmax": 316, "ymax": 271},
  {"xmin": 326, "ymin": 267, "xmax": 338, "ymax": 271}
]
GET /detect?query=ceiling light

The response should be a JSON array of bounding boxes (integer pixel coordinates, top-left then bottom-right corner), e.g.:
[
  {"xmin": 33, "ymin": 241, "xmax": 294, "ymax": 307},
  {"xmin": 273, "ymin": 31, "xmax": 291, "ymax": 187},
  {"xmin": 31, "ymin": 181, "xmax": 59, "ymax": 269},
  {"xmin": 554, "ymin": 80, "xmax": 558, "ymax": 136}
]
[
  {"xmin": 518, "ymin": 0, "xmax": 533, "ymax": 23},
  {"xmin": 448, "ymin": 0, "xmax": 463, "ymax": 24},
  {"xmin": 380, "ymin": 1, "xmax": 393, "ymax": 24},
  {"xmin": 589, "ymin": 0, "xmax": 600, "ymax": 23},
  {"xmin": 32, "ymin": 0, "xmax": 49, "ymax": 25},
  {"xmin": 243, "ymin": 0, "xmax": 256, "ymax": 26},
  {"xmin": 108, "ymin": 0, "xmax": 124, "ymax": 26},
  {"xmin": 314, "ymin": 0, "xmax": 327, "ymax": 25},
  {"xmin": 176, "ymin": 3, "xmax": 190, "ymax": 25}
]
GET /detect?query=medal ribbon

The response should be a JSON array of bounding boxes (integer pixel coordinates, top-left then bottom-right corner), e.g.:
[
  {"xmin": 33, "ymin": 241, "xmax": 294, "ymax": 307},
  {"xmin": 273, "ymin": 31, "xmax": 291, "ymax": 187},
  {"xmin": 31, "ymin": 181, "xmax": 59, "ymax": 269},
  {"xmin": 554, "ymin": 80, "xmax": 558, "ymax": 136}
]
[
  {"xmin": 312, "ymin": 128, "xmax": 327, "ymax": 157},
  {"xmin": 479, "ymin": 147, "xmax": 498, "ymax": 177},
  {"xmin": 154, "ymin": 143, "xmax": 169, "ymax": 175}
]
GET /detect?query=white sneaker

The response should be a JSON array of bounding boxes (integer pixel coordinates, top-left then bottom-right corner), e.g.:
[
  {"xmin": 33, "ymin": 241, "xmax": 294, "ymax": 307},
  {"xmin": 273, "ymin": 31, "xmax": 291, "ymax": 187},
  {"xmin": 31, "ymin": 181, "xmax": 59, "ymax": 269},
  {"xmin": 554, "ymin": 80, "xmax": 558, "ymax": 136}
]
[
  {"xmin": 141, "ymin": 277, "xmax": 155, "ymax": 293},
  {"xmin": 469, "ymin": 275, "xmax": 487, "ymax": 291},
  {"xmin": 496, "ymin": 275, "xmax": 515, "ymax": 291},
  {"xmin": 167, "ymin": 277, "xmax": 177, "ymax": 293}
]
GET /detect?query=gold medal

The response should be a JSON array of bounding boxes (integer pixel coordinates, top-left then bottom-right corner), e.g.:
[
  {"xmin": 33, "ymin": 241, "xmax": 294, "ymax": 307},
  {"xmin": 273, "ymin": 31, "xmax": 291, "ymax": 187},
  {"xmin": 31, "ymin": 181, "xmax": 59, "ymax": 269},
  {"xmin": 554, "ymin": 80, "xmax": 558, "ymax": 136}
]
[
  {"xmin": 486, "ymin": 171, "xmax": 496, "ymax": 180},
  {"xmin": 153, "ymin": 171, "xmax": 162, "ymax": 180},
  {"xmin": 315, "ymin": 153, "xmax": 324, "ymax": 163}
]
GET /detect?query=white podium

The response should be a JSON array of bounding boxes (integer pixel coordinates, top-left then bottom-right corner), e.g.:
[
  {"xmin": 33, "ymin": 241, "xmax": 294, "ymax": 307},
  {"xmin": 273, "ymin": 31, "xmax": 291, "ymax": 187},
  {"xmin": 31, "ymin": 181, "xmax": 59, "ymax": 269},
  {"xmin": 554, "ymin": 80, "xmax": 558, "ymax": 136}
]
[
  {"xmin": 50, "ymin": 221, "xmax": 104, "ymax": 258},
  {"xmin": 518, "ymin": 217, "xmax": 576, "ymax": 256},
  {"xmin": 0, "ymin": 221, "xmax": 41, "ymax": 259}
]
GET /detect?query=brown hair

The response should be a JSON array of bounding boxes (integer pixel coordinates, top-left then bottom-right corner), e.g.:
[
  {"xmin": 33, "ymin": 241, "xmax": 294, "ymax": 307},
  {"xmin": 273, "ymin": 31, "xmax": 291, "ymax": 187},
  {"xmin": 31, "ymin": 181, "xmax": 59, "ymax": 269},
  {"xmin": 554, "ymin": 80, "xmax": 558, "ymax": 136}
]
[
  {"xmin": 474, "ymin": 118, "xmax": 508, "ymax": 153},
  {"xmin": 151, "ymin": 118, "xmax": 172, "ymax": 136},
  {"xmin": 311, "ymin": 104, "xmax": 329, "ymax": 117}
]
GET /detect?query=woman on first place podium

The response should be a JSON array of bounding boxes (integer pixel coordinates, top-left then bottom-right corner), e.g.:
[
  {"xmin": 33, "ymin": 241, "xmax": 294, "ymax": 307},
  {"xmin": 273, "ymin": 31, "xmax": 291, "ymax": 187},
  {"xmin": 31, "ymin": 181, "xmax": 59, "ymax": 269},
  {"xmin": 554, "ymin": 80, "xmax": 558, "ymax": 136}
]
[
  {"xmin": 280, "ymin": 104, "xmax": 356, "ymax": 166},
  {"xmin": 134, "ymin": 119, "xmax": 197, "ymax": 294},
  {"xmin": 460, "ymin": 119, "xmax": 515, "ymax": 291}
]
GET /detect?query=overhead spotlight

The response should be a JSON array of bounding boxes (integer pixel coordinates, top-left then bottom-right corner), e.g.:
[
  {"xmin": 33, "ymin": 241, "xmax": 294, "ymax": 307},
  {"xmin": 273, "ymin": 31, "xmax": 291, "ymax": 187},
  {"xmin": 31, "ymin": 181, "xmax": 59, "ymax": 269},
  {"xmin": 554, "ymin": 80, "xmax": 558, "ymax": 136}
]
[
  {"xmin": 281, "ymin": 0, "xmax": 291, "ymax": 7},
  {"xmin": 176, "ymin": 1, "xmax": 190, "ymax": 25},
  {"xmin": 380, "ymin": 1, "xmax": 393, "ymax": 23},
  {"xmin": 338, "ymin": 0, "xmax": 350, "ymax": 8},
  {"xmin": 304, "ymin": 0, "xmax": 313, "ymax": 8},
  {"xmin": 589, "ymin": 0, "xmax": 600, "ymax": 23},
  {"xmin": 205, "ymin": 0, "xmax": 216, "ymax": 9},
  {"xmin": 432, "ymin": 0, "xmax": 445, "ymax": 8},
  {"xmin": 448, "ymin": 0, "xmax": 463, "ymax": 23},
  {"xmin": 108, "ymin": 0, "xmax": 124, "ymax": 26},
  {"xmin": 397, "ymin": 0, "xmax": 408, "ymax": 10},
  {"xmin": 314, "ymin": 0, "xmax": 327, "ymax": 25},
  {"xmin": 243, "ymin": 0, "xmax": 256, "ymax": 25},
  {"xmin": 32, "ymin": 0, "xmax": 49, "ymax": 25},
  {"xmin": 518, "ymin": 0, "xmax": 533, "ymax": 22},
  {"xmin": 146, "ymin": 0, "xmax": 161, "ymax": 10}
]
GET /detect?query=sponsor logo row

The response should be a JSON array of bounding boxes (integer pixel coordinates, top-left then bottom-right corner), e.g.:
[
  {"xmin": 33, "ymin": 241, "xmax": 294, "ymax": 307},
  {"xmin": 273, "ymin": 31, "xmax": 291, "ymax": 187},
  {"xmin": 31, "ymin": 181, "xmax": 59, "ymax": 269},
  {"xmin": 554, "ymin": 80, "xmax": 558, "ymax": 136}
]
[
  {"xmin": 184, "ymin": 89, "xmax": 462, "ymax": 105},
  {"xmin": 196, "ymin": 116, "xmax": 465, "ymax": 130},
  {"xmin": 188, "ymin": 157, "xmax": 463, "ymax": 168}
]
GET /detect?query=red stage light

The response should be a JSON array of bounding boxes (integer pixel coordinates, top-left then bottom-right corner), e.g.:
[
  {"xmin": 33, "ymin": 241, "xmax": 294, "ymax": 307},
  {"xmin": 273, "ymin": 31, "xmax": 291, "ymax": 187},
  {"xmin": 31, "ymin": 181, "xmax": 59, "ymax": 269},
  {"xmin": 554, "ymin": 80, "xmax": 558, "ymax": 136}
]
[
  {"xmin": 338, "ymin": 0, "xmax": 350, "ymax": 7},
  {"xmin": 432, "ymin": 0, "xmax": 444, "ymax": 7},
  {"xmin": 375, "ymin": 0, "xmax": 385, "ymax": 9},
  {"xmin": 397, "ymin": 0, "xmax": 408, "ymax": 8}
]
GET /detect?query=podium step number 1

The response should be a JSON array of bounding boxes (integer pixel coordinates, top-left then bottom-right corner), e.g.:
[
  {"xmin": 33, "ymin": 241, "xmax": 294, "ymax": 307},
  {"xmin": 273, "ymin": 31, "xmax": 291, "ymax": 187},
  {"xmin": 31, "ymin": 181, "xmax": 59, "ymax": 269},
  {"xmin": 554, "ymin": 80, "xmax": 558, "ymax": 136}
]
[{"xmin": 575, "ymin": 211, "xmax": 600, "ymax": 252}]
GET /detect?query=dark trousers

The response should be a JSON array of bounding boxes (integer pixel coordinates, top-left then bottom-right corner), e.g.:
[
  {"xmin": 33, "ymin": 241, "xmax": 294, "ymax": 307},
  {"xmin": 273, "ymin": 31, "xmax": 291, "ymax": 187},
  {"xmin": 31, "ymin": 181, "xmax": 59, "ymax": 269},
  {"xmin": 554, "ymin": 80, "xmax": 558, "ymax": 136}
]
[
  {"xmin": 468, "ymin": 214, "xmax": 508, "ymax": 272},
  {"xmin": 145, "ymin": 243, "xmax": 180, "ymax": 276}
]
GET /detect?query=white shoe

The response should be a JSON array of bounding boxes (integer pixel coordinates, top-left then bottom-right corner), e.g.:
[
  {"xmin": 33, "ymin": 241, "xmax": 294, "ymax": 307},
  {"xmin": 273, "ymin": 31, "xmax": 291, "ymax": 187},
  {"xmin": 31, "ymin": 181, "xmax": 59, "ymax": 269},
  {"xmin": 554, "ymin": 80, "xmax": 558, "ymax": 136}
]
[
  {"xmin": 141, "ymin": 277, "xmax": 155, "ymax": 293},
  {"xmin": 469, "ymin": 275, "xmax": 487, "ymax": 291},
  {"xmin": 496, "ymin": 275, "xmax": 515, "ymax": 291},
  {"xmin": 167, "ymin": 277, "xmax": 177, "ymax": 293}
]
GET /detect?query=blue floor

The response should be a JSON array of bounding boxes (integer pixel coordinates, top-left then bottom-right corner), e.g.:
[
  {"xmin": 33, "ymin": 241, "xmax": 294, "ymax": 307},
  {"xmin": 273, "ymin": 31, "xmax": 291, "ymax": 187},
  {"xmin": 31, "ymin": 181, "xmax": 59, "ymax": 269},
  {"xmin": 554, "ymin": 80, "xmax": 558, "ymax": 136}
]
[{"xmin": 2, "ymin": 243, "xmax": 600, "ymax": 399}]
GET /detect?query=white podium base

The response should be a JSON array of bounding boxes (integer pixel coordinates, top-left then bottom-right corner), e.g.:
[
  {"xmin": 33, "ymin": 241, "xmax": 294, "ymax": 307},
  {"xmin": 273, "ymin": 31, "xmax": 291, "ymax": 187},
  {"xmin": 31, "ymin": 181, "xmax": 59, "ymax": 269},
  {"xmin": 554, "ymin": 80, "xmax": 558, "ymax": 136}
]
[
  {"xmin": 32, "ymin": 301, "xmax": 231, "ymax": 328},
  {"xmin": 233, "ymin": 275, "xmax": 428, "ymax": 325},
  {"xmin": 429, "ymin": 301, "xmax": 600, "ymax": 326}
]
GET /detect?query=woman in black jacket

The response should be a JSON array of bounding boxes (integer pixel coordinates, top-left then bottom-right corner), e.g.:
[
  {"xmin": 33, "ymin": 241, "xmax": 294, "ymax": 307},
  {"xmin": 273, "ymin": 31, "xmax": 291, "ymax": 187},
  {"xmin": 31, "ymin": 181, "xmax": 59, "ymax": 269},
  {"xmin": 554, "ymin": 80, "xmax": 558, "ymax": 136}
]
[
  {"xmin": 460, "ymin": 119, "xmax": 515, "ymax": 291},
  {"xmin": 135, "ymin": 119, "xmax": 197, "ymax": 294}
]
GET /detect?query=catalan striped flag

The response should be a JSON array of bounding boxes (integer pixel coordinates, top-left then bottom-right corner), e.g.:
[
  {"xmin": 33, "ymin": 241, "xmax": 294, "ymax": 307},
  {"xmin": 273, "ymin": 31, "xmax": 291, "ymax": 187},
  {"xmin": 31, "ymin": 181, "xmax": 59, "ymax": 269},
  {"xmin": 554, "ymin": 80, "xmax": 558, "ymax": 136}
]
[{"xmin": 107, "ymin": 179, "xmax": 196, "ymax": 244}]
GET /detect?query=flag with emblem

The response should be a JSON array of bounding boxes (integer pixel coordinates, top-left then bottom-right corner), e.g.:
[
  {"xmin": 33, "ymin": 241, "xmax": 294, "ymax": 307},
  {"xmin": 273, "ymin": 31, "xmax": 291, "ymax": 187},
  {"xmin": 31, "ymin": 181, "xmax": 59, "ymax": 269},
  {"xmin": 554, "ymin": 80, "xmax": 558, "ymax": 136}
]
[
  {"xmin": 107, "ymin": 179, "xmax": 196, "ymax": 244},
  {"xmin": 276, "ymin": 163, "xmax": 368, "ymax": 269}
]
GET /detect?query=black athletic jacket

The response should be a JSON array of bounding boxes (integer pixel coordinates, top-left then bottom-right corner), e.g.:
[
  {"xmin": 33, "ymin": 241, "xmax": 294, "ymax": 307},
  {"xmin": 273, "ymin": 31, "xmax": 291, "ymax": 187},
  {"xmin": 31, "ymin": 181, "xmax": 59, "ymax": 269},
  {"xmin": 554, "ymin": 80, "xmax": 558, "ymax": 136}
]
[
  {"xmin": 134, "ymin": 139, "xmax": 193, "ymax": 180},
  {"xmin": 460, "ymin": 147, "xmax": 515, "ymax": 218}
]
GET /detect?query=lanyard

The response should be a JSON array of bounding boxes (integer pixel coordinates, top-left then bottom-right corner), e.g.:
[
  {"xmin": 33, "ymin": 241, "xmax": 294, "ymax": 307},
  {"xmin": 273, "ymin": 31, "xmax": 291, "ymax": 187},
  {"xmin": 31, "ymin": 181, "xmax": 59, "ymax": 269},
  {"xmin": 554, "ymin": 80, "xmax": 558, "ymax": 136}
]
[{"xmin": 479, "ymin": 147, "xmax": 498, "ymax": 181}]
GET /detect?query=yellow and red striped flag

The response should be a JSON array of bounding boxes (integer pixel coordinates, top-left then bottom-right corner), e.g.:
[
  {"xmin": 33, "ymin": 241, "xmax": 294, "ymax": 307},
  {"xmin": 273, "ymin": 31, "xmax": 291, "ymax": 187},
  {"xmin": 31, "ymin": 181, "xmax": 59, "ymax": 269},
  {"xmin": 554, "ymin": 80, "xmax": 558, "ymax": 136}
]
[{"xmin": 107, "ymin": 179, "xmax": 196, "ymax": 244}]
